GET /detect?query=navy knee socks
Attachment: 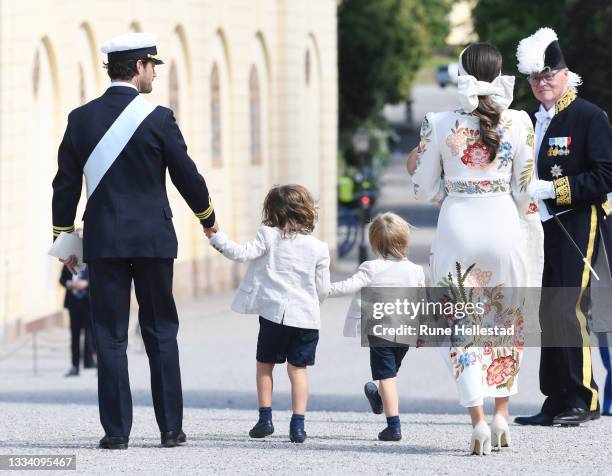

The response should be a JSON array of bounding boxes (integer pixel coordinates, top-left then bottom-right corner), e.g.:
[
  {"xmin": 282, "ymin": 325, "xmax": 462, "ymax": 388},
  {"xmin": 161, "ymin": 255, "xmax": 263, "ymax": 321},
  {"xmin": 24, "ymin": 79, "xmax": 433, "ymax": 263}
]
[
  {"xmin": 386, "ymin": 415, "xmax": 400, "ymax": 430},
  {"xmin": 258, "ymin": 406, "xmax": 272, "ymax": 424},
  {"xmin": 290, "ymin": 414, "xmax": 305, "ymax": 433}
]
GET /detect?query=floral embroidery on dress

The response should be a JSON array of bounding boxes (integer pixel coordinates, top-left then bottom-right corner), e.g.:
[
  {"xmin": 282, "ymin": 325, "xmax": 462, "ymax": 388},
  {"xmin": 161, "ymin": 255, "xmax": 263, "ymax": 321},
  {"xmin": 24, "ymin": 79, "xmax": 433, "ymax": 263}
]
[
  {"xmin": 519, "ymin": 157, "xmax": 535, "ymax": 192},
  {"xmin": 451, "ymin": 348, "xmax": 480, "ymax": 380},
  {"xmin": 445, "ymin": 178, "xmax": 510, "ymax": 195},
  {"xmin": 486, "ymin": 354, "xmax": 518, "ymax": 387},
  {"xmin": 465, "ymin": 267, "xmax": 492, "ymax": 287},
  {"xmin": 526, "ymin": 125, "xmax": 535, "ymax": 147},
  {"xmin": 438, "ymin": 262, "xmax": 524, "ymax": 388},
  {"xmin": 446, "ymin": 117, "xmax": 502, "ymax": 170},
  {"xmin": 461, "ymin": 143, "xmax": 491, "ymax": 168},
  {"xmin": 459, "ymin": 351, "xmax": 478, "ymax": 367},
  {"xmin": 527, "ymin": 202, "xmax": 538, "ymax": 214},
  {"xmin": 414, "ymin": 115, "xmax": 433, "ymax": 173},
  {"xmin": 497, "ymin": 116, "xmax": 512, "ymax": 135},
  {"xmin": 483, "ymin": 341, "xmax": 493, "ymax": 355},
  {"xmin": 497, "ymin": 141, "xmax": 513, "ymax": 169},
  {"xmin": 445, "ymin": 120, "xmax": 468, "ymax": 155}
]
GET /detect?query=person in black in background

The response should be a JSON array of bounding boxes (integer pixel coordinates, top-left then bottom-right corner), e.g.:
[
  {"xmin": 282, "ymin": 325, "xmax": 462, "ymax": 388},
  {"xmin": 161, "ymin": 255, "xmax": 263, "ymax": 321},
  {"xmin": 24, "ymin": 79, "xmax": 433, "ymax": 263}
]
[{"xmin": 59, "ymin": 240, "xmax": 96, "ymax": 377}]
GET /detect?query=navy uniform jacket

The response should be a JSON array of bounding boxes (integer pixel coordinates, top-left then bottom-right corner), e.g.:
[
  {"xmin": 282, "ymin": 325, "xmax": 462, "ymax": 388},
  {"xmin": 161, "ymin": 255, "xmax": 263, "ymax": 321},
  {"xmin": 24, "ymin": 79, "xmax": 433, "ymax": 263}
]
[
  {"xmin": 531, "ymin": 89, "xmax": 612, "ymax": 215},
  {"xmin": 52, "ymin": 86, "xmax": 215, "ymax": 261},
  {"xmin": 532, "ymin": 90, "xmax": 612, "ymax": 330}
]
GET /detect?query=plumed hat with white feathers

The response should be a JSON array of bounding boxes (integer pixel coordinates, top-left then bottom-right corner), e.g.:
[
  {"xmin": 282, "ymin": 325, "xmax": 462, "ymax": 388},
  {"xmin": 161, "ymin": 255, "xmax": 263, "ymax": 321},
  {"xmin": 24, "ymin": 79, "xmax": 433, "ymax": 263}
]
[{"xmin": 516, "ymin": 27, "xmax": 581, "ymax": 91}]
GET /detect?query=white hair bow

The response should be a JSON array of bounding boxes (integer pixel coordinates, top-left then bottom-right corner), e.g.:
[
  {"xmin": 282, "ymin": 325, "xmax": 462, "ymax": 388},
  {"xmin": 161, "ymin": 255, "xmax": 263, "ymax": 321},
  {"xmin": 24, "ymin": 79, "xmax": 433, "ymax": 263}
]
[{"xmin": 457, "ymin": 74, "xmax": 516, "ymax": 113}]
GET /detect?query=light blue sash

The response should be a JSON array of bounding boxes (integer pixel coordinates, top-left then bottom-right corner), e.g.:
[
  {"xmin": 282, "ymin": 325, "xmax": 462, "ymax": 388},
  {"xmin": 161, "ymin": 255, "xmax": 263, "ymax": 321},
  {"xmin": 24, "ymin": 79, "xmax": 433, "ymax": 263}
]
[{"xmin": 83, "ymin": 95, "xmax": 156, "ymax": 199}]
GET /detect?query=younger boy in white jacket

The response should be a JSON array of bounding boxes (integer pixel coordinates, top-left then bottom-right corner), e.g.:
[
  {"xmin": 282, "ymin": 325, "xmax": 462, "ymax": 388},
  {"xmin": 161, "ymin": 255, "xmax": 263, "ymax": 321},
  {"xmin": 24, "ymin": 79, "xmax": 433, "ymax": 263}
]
[{"xmin": 329, "ymin": 212, "xmax": 425, "ymax": 441}]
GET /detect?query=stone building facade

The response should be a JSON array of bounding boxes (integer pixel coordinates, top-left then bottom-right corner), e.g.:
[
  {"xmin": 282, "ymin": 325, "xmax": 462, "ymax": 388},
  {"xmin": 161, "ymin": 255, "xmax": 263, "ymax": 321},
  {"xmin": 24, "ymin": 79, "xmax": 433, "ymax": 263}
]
[{"xmin": 0, "ymin": 0, "xmax": 338, "ymax": 340}]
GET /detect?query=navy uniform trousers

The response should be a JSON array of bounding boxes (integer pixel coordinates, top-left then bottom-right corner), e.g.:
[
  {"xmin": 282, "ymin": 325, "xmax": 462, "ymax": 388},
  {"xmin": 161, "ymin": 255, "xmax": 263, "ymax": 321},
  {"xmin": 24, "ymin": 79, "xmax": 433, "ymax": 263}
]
[
  {"xmin": 540, "ymin": 204, "xmax": 600, "ymax": 415},
  {"xmin": 88, "ymin": 258, "xmax": 182, "ymax": 437}
]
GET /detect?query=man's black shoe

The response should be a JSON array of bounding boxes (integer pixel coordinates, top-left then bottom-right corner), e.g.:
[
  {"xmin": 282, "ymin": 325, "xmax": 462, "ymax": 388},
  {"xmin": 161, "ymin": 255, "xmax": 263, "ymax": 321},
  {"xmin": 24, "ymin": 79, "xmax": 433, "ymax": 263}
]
[
  {"xmin": 364, "ymin": 382, "xmax": 383, "ymax": 415},
  {"xmin": 552, "ymin": 408, "xmax": 593, "ymax": 426},
  {"xmin": 249, "ymin": 420, "xmax": 274, "ymax": 438},
  {"xmin": 590, "ymin": 410, "xmax": 601, "ymax": 421},
  {"xmin": 514, "ymin": 412, "xmax": 554, "ymax": 426},
  {"xmin": 161, "ymin": 429, "xmax": 187, "ymax": 447},
  {"xmin": 289, "ymin": 428, "xmax": 307, "ymax": 443},
  {"xmin": 378, "ymin": 426, "xmax": 402, "ymax": 441},
  {"xmin": 99, "ymin": 435, "xmax": 128, "ymax": 450}
]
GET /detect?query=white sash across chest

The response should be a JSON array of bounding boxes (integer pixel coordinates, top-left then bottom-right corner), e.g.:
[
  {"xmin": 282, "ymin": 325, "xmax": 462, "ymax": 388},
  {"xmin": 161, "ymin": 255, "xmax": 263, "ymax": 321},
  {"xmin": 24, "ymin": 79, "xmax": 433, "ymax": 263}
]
[{"xmin": 83, "ymin": 95, "xmax": 157, "ymax": 199}]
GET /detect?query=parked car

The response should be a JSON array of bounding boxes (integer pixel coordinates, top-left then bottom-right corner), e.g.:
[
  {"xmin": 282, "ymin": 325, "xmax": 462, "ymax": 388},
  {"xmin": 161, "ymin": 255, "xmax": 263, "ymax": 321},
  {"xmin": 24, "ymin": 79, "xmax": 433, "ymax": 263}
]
[{"xmin": 436, "ymin": 62, "xmax": 459, "ymax": 88}]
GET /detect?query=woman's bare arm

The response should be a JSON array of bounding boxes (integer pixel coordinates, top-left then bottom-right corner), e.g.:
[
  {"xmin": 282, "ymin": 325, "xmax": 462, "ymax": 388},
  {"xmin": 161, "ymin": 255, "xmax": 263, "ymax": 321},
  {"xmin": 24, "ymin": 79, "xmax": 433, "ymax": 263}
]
[{"xmin": 406, "ymin": 146, "xmax": 418, "ymax": 176}]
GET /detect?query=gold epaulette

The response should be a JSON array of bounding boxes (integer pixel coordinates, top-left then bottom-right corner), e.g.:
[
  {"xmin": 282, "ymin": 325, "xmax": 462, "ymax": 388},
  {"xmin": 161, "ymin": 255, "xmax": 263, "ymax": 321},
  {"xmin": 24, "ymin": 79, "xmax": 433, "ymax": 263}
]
[
  {"xmin": 195, "ymin": 197, "xmax": 214, "ymax": 221},
  {"xmin": 553, "ymin": 176, "xmax": 572, "ymax": 206},
  {"xmin": 53, "ymin": 225, "xmax": 75, "ymax": 237}
]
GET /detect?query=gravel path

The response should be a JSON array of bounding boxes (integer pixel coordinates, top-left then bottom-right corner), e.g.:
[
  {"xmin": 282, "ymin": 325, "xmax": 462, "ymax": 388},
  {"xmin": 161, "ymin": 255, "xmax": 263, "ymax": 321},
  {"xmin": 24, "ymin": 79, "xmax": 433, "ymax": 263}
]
[{"xmin": 1, "ymin": 290, "xmax": 610, "ymax": 475}]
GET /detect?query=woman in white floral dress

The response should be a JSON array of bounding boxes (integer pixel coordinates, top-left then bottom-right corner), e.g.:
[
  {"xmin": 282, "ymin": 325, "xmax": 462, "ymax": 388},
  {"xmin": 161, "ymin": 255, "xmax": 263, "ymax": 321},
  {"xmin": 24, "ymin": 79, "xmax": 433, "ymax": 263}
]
[{"xmin": 412, "ymin": 43, "xmax": 543, "ymax": 454}]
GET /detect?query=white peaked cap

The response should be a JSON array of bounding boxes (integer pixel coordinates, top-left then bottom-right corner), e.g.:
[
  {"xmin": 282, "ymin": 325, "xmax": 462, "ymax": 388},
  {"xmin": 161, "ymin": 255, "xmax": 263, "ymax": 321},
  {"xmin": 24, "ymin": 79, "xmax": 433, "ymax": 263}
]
[{"xmin": 101, "ymin": 32, "xmax": 158, "ymax": 54}]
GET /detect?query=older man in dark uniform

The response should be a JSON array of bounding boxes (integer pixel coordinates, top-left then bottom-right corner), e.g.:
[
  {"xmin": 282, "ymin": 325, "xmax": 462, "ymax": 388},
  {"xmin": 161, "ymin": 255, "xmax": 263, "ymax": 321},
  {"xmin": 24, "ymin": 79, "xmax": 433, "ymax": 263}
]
[
  {"xmin": 52, "ymin": 32, "xmax": 217, "ymax": 449},
  {"xmin": 514, "ymin": 28, "xmax": 612, "ymax": 426}
]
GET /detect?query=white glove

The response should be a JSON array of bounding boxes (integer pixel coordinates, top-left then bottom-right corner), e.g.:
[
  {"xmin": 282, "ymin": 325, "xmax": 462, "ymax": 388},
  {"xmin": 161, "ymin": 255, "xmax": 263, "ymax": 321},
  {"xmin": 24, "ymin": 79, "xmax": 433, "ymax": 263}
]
[{"xmin": 531, "ymin": 179, "xmax": 556, "ymax": 200}]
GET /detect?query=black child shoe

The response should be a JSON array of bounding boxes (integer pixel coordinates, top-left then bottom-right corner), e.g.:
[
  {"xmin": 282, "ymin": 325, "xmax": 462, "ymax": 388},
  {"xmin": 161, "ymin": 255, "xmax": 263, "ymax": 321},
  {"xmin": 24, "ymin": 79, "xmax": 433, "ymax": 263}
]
[
  {"xmin": 289, "ymin": 428, "xmax": 307, "ymax": 443},
  {"xmin": 99, "ymin": 435, "xmax": 129, "ymax": 450},
  {"xmin": 161, "ymin": 429, "xmax": 187, "ymax": 447},
  {"xmin": 249, "ymin": 420, "xmax": 274, "ymax": 438},
  {"xmin": 364, "ymin": 382, "xmax": 384, "ymax": 415},
  {"xmin": 378, "ymin": 426, "xmax": 402, "ymax": 442}
]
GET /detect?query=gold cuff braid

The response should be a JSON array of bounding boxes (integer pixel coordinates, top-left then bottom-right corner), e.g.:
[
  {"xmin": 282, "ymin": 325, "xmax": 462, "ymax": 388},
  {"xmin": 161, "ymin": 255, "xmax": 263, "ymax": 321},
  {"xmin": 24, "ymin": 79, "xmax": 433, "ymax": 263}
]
[
  {"xmin": 553, "ymin": 176, "xmax": 572, "ymax": 206},
  {"xmin": 195, "ymin": 197, "xmax": 214, "ymax": 220},
  {"xmin": 53, "ymin": 225, "xmax": 75, "ymax": 237}
]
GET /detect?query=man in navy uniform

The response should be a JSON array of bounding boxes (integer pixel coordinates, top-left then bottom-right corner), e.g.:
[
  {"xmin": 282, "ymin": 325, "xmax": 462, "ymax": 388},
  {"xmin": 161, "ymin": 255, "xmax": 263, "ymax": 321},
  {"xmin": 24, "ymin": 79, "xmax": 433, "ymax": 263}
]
[
  {"xmin": 514, "ymin": 28, "xmax": 612, "ymax": 426},
  {"xmin": 52, "ymin": 32, "xmax": 218, "ymax": 449}
]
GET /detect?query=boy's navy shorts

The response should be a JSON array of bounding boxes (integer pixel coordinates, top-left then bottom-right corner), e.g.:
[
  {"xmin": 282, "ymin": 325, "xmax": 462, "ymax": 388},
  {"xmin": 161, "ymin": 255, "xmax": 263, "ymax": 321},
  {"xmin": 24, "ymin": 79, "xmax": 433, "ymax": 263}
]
[
  {"xmin": 367, "ymin": 335, "xmax": 409, "ymax": 380},
  {"xmin": 256, "ymin": 316, "xmax": 319, "ymax": 367}
]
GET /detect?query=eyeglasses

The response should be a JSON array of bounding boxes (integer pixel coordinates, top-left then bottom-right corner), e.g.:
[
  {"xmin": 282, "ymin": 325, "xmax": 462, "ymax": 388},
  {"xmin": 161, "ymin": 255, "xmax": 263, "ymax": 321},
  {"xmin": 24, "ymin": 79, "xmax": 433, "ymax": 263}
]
[{"xmin": 527, "ymin": 69, "xmax": 561, "ymax": 85}]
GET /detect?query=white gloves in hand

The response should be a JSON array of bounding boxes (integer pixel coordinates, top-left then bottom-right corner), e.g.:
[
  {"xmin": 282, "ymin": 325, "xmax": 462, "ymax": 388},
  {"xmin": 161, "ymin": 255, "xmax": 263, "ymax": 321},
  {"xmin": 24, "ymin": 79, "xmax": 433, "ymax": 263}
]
[{"xmin": 531, "ymin": 179, "xmax": 556, "ymax": 200}]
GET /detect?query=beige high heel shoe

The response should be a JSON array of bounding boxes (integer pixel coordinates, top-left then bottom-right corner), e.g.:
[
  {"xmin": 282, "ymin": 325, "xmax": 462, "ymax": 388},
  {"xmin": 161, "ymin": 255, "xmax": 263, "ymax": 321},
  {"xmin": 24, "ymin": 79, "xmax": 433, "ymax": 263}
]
[
  {"xmin": 470, "ymin": 420, "xmax": 492, "ymax": 455},
  {"xmin": 491, "ymin": 414, "xmax": 511, "ymax": 449}
]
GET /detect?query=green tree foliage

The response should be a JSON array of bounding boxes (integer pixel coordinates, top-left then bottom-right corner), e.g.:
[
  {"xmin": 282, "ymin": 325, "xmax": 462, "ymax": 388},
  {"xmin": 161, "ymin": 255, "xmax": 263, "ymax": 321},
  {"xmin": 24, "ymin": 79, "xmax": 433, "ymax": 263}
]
[
  {"xmin": 473, "ymin": 0, "xmax": 612, "ymax": 115},
  {"xmin": 338, "ymin": 0, "xmax": 455, "ymax": 142},
  {"xmin": 563, "ymin": 0, "xmax": 612, "ymax": 117}
]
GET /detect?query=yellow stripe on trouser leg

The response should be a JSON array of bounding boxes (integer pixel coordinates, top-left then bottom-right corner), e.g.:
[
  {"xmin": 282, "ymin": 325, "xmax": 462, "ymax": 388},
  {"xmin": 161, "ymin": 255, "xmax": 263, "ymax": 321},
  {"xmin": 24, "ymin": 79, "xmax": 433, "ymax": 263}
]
[{"xmin": 574, "ymin": 204, "xmax": 599, "ymax": 411}]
